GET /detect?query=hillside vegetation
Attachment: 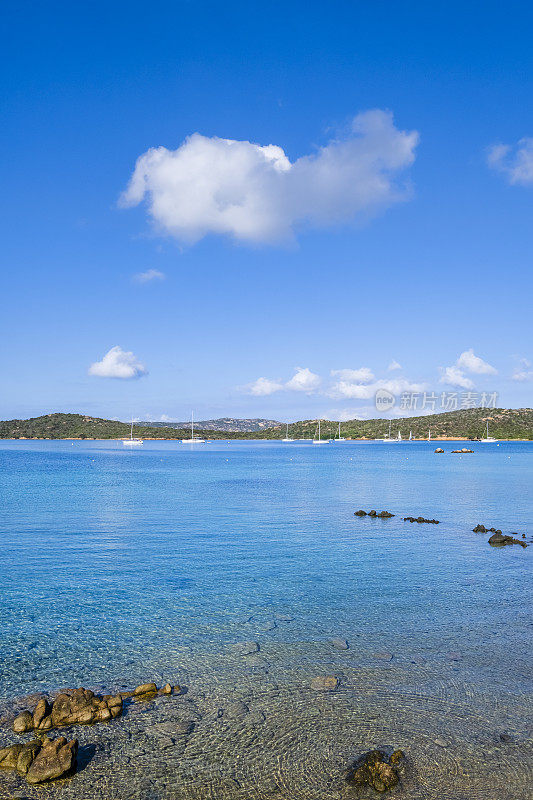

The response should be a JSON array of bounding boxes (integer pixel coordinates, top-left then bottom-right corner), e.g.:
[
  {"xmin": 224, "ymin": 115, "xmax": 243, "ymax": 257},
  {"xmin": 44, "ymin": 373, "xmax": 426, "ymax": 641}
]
[{"xmin": 0, "ymin": 408, "xmax": 531, "ymax": 440}]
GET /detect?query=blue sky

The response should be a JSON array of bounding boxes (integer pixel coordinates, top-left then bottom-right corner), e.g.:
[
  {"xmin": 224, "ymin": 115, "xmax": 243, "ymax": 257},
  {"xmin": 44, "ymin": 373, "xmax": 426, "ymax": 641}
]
[{"xmin": 1, "ymin": 0, "xmax": 532, "ymax": 422}]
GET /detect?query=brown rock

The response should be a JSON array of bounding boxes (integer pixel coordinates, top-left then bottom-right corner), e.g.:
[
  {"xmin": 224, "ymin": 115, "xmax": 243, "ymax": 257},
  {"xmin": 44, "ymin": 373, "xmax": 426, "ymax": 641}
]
[
  {"xmin": 310, "ymin": 675, "xmax": 338, "ymax": 691},
  {"xmin": 160, "ymin": 683, "xmax": 173, "ymax": 695},
  {"xmin": 133, "ymin": 682, "xmax": 158, "ymax": 696},
  {"xmin": 17, "ymin": 740, "xmax": 42, "ymax": 774},
  {"xmin": 26, "ymin": 735, "xmax": 78, "ymax": 784},
  {"xmin": 0, "ymin": 743, "xmax": 23, "ymax": 769},
  {"xmin": 33, "ymin": 698, "xmax": 51, "ymax": 729},
  {"xmin": 13, "ymin": 710, "xmax": 34, "ymax": 733},
  {"xmin": 346, "ymin": 749, "xmax": 403, "ymax": 792}
]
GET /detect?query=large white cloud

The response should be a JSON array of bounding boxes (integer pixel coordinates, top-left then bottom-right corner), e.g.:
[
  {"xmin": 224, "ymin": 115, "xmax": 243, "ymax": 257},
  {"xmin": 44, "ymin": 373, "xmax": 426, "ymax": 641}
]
[
  {"xmin": 456, "ymin": 348, "xmax": 497, "ymax": 375},
  {"xmin": 440, "ymin": 348, "xmax": 496, "ymax": 389},
  {"xmin": 439, "ymin": 366, "xmax": 474, "ymax": 390},
  {"xmin": 285, "ymin": 367, "xmax": 322, "ymax": 393},
  {"xmin": 487, "ymin": 138, "xmax": 533, "ymax": 186},
  {"xmin": 247, "ymin": 377, "xmax": 284, "ymax": 396},
  {"xmin": 88, "ymin": 346, "xmax": 147, "ymax": 380},
  {"xmin": 120, "ymin": 110, "xmax": 419, "ymax": 245},
  {"xmin": 330, "ymin": 376, "xmax": 425, "ymax": 400}
]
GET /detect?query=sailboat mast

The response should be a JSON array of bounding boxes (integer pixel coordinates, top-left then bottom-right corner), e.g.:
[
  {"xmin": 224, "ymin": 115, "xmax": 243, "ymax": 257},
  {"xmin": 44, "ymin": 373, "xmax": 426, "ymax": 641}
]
[
  {"xmin": 191, "ymin": 411, "xmax": 194, "ymax": 441},
  {"xmin": 338, "ymin": 421, "xmax": 341, "ymax": 438},
  {"xmin": 130, "ymin": 418, "xmax": 133, "ymax": 440}
]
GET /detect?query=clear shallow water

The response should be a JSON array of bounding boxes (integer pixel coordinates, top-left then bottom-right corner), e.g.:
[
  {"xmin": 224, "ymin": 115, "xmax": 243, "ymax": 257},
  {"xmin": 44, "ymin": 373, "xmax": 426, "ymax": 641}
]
[{"xmin": 0, "ymin": 439, "xmax": 531, "ymax": 799}]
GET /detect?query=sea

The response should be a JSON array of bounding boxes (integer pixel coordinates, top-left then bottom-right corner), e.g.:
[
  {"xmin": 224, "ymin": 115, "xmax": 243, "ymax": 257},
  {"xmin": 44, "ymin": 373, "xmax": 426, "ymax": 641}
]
[{"xmin": 0, "ymin": 439, "xmax": 531, "ymax": 799}]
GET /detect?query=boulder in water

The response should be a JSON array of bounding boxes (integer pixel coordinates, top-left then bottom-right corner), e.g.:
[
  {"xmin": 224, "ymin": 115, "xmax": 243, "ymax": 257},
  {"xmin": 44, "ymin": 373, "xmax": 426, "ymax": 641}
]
[
  {"xmin": 26, "ymin": 735, "xmax": 78, "ymax": 784},
  {"xmin": 345, "ymin": 749, "xmax": 405, "ymax": 792}
]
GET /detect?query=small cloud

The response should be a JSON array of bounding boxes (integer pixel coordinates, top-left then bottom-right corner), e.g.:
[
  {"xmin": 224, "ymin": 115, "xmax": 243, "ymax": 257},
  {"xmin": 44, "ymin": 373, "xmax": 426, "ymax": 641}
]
[
  {"xmin": 456, "ymin": 348, "xmax": 497, "ymax": 375},
  {"xmin": 120, "ymin": 109, "xmax": 419, "ymax": 247},
  {"xmin": 331, "ymin": 367, "xmax": 374, "ymax": 383},
  {"xmin": 512, "ymin": 358, "xmax": 533, "ymax": 382},
  {"xmin": 247, "ymin": 377, "xmax": 284, "ymax": 396},
  {"xmin": 88, "ymin": 346, "xmax": 147, "ymax": 380},
  {"xmin": 439, "ymin": 366, "xmax": 474, "ymax": 389},
  {"xmin": 388, "ymin": 359, "xmax": 402, "ymax": 371},
  {"xmin": 133, "ymin": 268, "xmax": 166, "ymax": 284},
  {"xmin": 285, "ymin": 367, "xmax": 322, "ymax": 393},
  {"xmin": 487, "ymin": 137, "xmax": 533, "ymax": 186}
]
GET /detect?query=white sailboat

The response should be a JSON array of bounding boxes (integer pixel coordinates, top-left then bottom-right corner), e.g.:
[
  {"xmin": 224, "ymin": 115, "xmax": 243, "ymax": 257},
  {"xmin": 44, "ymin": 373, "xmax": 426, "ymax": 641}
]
[
  {"xmin": 335, "ymin": 422, "xmax": 346, "ymax": 441},
  {"xmin": 122, "ymin": 418, "xmax": 143, "ymax": 447},
  {"xmin": 180, "ymin": 412, "xmax": 206, "ymax": 444},
  {"xmin": 380, "ymin": 420, "xmax": 400, "ymax": 442},
  {"xmin": 281, "ymin": 423, "xmax": 293, "ymax": 442},
  {"xmin": 409, "ymin": 430, "xmax": 413, "ymax": 440},
  {"xmin": 481, "ymin": 421, "xmax": 497, "ymax": 442},
  {"xmin": 427, "ymin": 428, "xmax": 431, "ymax": 442},
  {"xmin": 312, "ymin": 419, "xmax": 329, "ymax": 444}
]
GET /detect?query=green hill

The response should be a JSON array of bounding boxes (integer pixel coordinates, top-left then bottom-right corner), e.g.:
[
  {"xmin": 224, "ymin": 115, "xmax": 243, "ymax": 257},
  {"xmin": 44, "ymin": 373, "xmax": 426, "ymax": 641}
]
[{"xmin": 0, "ymin": 408, "xmax": 531, "ymax": 440}]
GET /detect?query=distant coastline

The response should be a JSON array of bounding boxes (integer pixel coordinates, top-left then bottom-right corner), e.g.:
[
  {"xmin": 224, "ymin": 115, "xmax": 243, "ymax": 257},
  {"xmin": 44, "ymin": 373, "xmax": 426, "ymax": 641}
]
[{"xmin": 1, "ymin": 408, "xmax": 532, "ymax": 441}]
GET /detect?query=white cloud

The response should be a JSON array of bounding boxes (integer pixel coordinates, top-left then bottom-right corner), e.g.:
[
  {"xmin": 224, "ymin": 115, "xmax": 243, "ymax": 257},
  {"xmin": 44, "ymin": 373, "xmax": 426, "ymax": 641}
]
[
  {"xmin": 88, "ymin": 346, "xmax": 147, "ymax": 380},
  {"xmin": 487, "ymin": 138, "xmax": 533, "ymax": 186},
  {"xmin": 388, "ymin": 359, "xmax": 402, "ymax": 371},
  {"xmin": 285, "ymin": 367, "xmax": 322, "ymax": 393},
  {"xmin": 120, "ymin": 109, "xmax": 419, "ymax": 246},
  {"xmin": 133, "ymin": 268, "xmax": 166, "ymax": 284},
  {"xmin": 330, "ymin": 376, "xmax": 425, "ymax": 400},
  {"xmin": 331, "ymin": 367, "xmax": 374, "ymax": 383},
  {"xmin": 456, "ymin": 348, "xmax": 497, "ymax": 375},
  {"xmin": 247, "ymin": 377, "xmax": 284, "ymax": 396},
  {"xmin": 439, "ymin": 366, "xmax": 474, "ymax": 390}
]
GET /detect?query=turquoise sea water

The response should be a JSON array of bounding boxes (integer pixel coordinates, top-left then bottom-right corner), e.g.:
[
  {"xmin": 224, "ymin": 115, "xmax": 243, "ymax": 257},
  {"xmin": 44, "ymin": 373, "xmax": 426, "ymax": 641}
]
[{"xmin": 0, "ymin": 439, "xmax": 531, "ymax": 799}]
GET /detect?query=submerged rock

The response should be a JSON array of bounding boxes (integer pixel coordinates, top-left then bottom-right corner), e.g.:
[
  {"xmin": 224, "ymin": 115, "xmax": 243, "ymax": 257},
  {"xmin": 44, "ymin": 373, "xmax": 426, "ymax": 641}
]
[
  {"xmin": 330, "ymin": 637, "xmax": 349, "ymax": 650},
  {"xmin": 231, "ymin": 641, "xmax": 259, "ymax": 655},
  {"xmin": 354, "ymin": 509, "xmax": 367, "ymax": 516},
  {"xmin": 403, "ymin": 516, "xmax": 440, "ymax": 524},
  {"xmin": 310, "ymin": 675, "xmax": 338, "ymax": 691},
  {"xmin": 377, "ymin": 511, "xmax": 395, "ymax": 518},
  {"xmin": 473, "ymin": 524, "xmax": 488, "ymax": 533},
  {"xmin": 346, "ymin": 749, "xmax": 404, "ymax": 793},
  {"xmin": 451, "ymin": 448, "xmax": 474, "ymax": 453}
]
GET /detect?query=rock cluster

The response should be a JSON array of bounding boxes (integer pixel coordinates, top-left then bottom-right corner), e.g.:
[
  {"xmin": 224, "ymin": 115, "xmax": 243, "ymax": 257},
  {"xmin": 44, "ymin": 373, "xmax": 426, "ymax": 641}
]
[
  {"xmin": 488, "ymin": 531, "xmax": 527, "ymax": 548},
  {"xmin": 346, "ymin": 749, "xmax": 405, "ymax": 793},
  {"xmin": 451, "ymin": 448, "xmax": 474, "ymax": 453},
  {"xmin": 13, "ymin": 688, "xmax": 123, "ymax": 733},
  {"xmin": 354, "ymin": 510, "xmax": 395, "ymax": 518},
  {"xmin": 403, "ymin": 516, "xmax": 439, "ymax": 524},
  {"xmin": 0, "ymin": 735, "xmax": 77, "ymax": 784}
]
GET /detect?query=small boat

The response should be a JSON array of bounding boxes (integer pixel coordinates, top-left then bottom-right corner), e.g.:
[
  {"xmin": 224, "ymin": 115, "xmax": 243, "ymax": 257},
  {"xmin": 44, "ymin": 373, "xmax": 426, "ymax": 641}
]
[
  {"xmin": 180, "ymin": 412, "xmax": 206, "ymax": 444},
  {"xmin": 481, "ymin": 421, "xmax": 497, "ymax": 442},
  {"xmin": 281, "ymin": 423, "xmax": 293, "ymax": 442},
  {"xmin": 122, "ymin": 418, "xmax": 143, "ymax": 447},
  {"xmin": 380, "ymin": 420, "xmax": 400, "ymax": 442},
  {"xmin": 312, "ymin": 419, "xmax": 329, "ymax": 444},
  {"xmin": 335, "ymin": 422, "xmax": 346, "ymax": 441}
]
